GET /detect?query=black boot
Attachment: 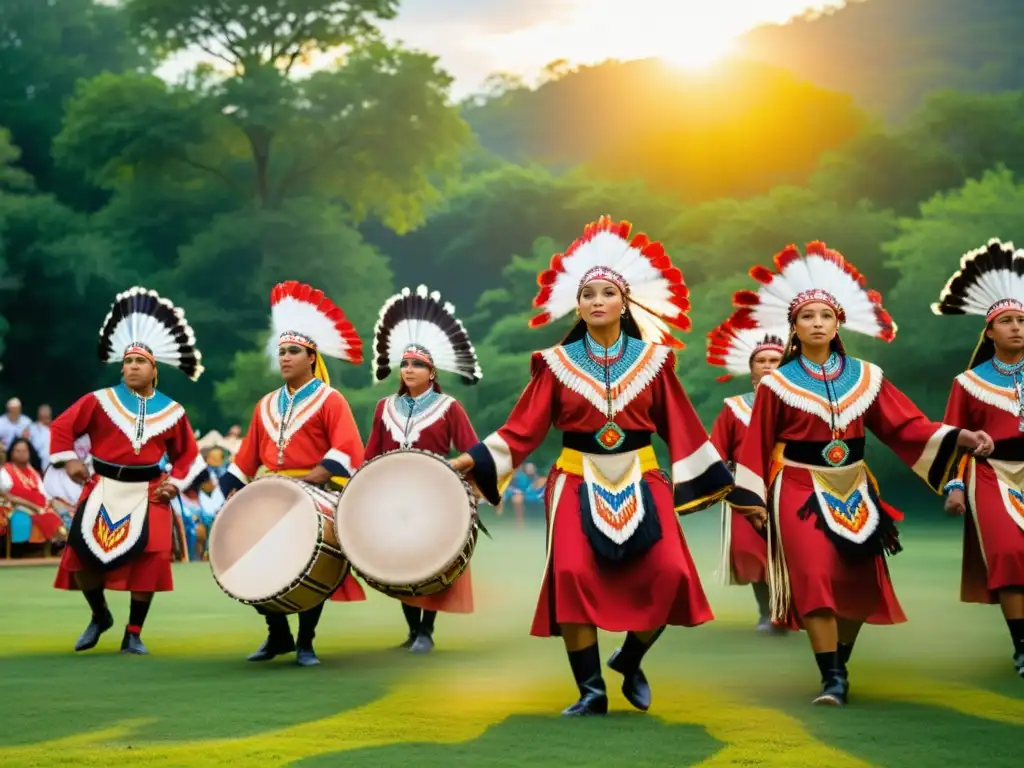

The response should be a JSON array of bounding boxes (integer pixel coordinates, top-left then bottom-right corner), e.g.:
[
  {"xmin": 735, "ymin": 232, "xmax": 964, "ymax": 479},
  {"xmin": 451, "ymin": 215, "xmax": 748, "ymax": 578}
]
[
  {"xmin": 563, "ymin": 644, "xmax": 608, "ymax": 716},
  {"xmin": 120, "ymin": 628, "xmax": 149, "ymax": 655},
  {"xmin": 248, "ymin": 607, "xmax": 296, "ymax": 662},
  {"xmin": 296, "ymin": 602, "xmax": 324, "ymax": 666},
  {"xmin": 1007, "ymin": 617, "xmax": 1024, "ymax": 678},
  {"xmin": 812, "ymin": 650, "xmax": 848, "ymax": 706},
  {"xmin": 607, "ymin": 628, "xmax": 662, "ymax": 712},
  {"xmin": 410, "ymin": 610, "xmax": 436, "ymax": 654},
  {"xmin": 74, "ymin": 608, "xmax": 114, "ymax": 652},
  {"xmin": 837, "ymin": 641, "xmax": 855, "ymax": 696},
  {"xmin": 752, "ymin": 582, "xmax": 773, "ymax": 632},
  {"xmin": 399, "ymin": 603, "xmax": 421, "ymax": 649}
]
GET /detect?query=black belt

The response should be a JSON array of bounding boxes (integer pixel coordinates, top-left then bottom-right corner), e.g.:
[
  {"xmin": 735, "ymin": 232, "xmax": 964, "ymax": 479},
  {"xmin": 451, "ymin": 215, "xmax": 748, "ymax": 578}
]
[
  {"xmin": 93, "ymin": 458, "xmax": 163, "ymax": 483},
  {"xmin": 783, "ymin": 438, "xmax": 865, "ymax": 467},
  {"xmin": 562, "ymin": 430, "xmax": 653, "ymax": 454},
  {"xmin": 990, "ymin": 437, "xmax": 1024, "ymax": 462}
]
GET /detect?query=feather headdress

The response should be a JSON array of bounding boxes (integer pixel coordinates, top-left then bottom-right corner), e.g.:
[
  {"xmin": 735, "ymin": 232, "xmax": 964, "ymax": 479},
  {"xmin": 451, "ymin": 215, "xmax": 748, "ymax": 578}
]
[
  {"xmin": 730, "ymin": 241, "xmax": 896, "ymax": 342},
  {"xmin": 706, "ymin": 318, "xmax": 787, "ymax": 382},
  {"xmin": 97, "ymin": 287, "xmax": 203, "ymax": 381},
  {"xmin": 529, "ymin": 216, "xmax": 691, "ymax": 347},
  {"xmin": 372, "ymin": 285, "xmax": 481, "ymax": 384}
]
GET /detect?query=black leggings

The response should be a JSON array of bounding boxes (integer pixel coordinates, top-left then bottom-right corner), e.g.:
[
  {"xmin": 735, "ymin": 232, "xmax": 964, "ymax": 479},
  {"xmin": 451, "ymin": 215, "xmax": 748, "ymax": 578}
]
[{"xmin": 401, "ymin": 603, "xmax": 436, "ymax": 634}]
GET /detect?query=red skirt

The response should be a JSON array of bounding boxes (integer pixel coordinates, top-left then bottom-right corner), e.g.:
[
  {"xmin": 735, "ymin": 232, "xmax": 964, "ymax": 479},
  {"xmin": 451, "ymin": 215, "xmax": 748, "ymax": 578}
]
[
  {"xmin": 400, "ymin": 565, "xmax": 474, "ymax": 613},
  {"xmin": 775, "ymin": 467, "xmax": 905, "ymax": 629},
  {"xmin": 962, "ymin": 464, "xmax": 1024, "ymax": 604},
  {"xmin": 530, "ymin": 469, "xmax": 713, "ymax": 637},
  {"xmin": 329, "ymin": 573, "xmax": 367, "ymax": 602},
  {"xmin": 53, "ymin": 476, "xmax": 174, "ymax": 593},
  {"xmin": 730, "ymin": 509, "xmax": 768, "ymax": 584}
]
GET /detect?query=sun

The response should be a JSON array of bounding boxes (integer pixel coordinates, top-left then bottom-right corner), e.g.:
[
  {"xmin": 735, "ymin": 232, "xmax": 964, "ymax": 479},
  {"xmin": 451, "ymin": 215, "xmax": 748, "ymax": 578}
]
[{"xmin": 657, "ymin": 35, "xmax": 736, "ymax": 70}]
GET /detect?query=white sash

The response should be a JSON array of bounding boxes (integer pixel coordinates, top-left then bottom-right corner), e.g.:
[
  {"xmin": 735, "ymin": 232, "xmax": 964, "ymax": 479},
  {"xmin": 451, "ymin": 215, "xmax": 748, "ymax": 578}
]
[
  {"xmin": 77, "ymin": 477, "xmax": 150, "ymax": 565},
  {"xmin": 581, "ymin": 452, "xmax": 648, "ymax": 546}
]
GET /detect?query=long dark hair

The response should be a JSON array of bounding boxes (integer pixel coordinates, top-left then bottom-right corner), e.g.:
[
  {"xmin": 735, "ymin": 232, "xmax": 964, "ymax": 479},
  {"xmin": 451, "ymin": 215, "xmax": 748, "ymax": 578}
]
[
  {"xmin": 6, "ymin": 437, "xmax": 42, "ymax": 473},
  {"xmin": 561, "ymin": 307, "xmax": 644, "ymax": 345},
  {"xmin": 780, "ymin": 328, "xmax": 847, "ymax": 366}
]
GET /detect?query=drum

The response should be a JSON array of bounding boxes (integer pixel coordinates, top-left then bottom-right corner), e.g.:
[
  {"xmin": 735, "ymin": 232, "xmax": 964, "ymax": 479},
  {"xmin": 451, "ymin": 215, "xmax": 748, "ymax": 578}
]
[
  {"xmin": 208, "ymin": 475, "xmax": 350, "ymax": 613},
  {"xmin": 334, "ymin": 449, "xmax": 480, "ymax": 598}
]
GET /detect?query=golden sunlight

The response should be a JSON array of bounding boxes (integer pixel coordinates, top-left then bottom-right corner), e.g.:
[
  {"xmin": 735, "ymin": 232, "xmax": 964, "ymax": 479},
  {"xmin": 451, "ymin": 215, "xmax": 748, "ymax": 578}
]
[{"xmin": 466, "ymin": 1, "xmax": 846, "ymax": 84}]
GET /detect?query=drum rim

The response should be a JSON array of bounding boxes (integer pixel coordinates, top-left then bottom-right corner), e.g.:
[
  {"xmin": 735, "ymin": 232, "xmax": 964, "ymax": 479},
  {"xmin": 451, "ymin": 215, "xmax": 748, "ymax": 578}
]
[
  {"xmin": 209, "ymin": 474, "xmax": 349, "ymax": 605},
  {"xmin": 333, "ymin": 447, "xmax": 478, "ymax": 586}
]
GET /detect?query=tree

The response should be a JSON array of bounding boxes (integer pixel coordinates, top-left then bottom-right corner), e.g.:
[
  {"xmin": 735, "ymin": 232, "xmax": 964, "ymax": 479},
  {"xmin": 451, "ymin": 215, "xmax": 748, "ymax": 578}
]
[
  {"xmin": 879, "ymin": 165, "xmax": 1024, "ymax": 411},
  {"xmin": 0, "ymin": 0, "xmax": 150, "ymax": 207},
  {"xmin": 813, "ymin": 91, "xmax": 1024, "ymax": 216},
  {"xmin": 660, "ymin": 185, "xmax": 900, "ymax": 294},
  {"xmin": 44, "ymin": 1, "xmax": 471, "ymax": 423},
  {"xmin": 0, "ymin": 128, "xmax": 126, "ymax": 408}
]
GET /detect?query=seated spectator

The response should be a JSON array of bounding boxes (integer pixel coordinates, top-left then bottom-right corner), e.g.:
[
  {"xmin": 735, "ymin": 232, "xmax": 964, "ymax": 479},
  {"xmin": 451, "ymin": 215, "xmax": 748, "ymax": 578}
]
[
  {"xmin": 172, "ymin": 468, "xmax": 223, "ymax": 561},
  {"xmin": 0, "ymin": 398, "xmax": 32, "ymax": 453},
  {"xmin": 29, "ymin": 404, "xmax": 52, "ymax": 470},
  {"xmin": 0, "ymin": 437, "xmax": 66, "ymax": 553},
  {"xmin": 502, "ymin": 462, "xmax": 547, "ymax": 528}
]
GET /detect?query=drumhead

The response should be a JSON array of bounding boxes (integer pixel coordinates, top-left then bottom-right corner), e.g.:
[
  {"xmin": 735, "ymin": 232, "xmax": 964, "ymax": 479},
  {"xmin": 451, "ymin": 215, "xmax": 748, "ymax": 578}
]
[
  {"xmin": 209, "ymin": 476, "xmax": 322, "ymax": 602},
  {"xmin": 335, "ymin": 450, "xmax": 473, "ymax": 585}
]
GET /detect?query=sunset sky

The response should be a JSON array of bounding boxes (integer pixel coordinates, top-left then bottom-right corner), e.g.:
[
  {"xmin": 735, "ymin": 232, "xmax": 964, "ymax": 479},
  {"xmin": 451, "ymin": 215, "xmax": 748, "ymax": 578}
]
[{"xmin": 158, "ymin": 0, "xmax": 849, "ymax": 97}]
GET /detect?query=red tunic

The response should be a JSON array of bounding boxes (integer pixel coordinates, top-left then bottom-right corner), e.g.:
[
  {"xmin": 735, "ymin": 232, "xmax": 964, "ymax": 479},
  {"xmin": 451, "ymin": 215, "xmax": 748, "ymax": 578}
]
[
  {"xmin": 223, "ymin": 378, "xmax": 367, "ymax": 602},
  {"xmin": 50, "ymin": 386, "xmax": 202, "ymax": 593},
  {"xmin": 942, "ymin": 364, "xmax": 1024, "ymax": 604},
  {"xmin": 729, "ymin": 356, "xmax": 961, "ymax": 628},
  {"xmin": 467, "ymin": 341, "xmax": 733, "ymax": 637},
  {"xmin": 364, "ymin": 391, "xmax": 480, "ymax": 613},
  {"xmin": 0, "ymin": 462, "xmax": 64, "ymax": 541},
  {"xmin": 709, "ymin": 394, "xmax": 768, "ymax": 585}
]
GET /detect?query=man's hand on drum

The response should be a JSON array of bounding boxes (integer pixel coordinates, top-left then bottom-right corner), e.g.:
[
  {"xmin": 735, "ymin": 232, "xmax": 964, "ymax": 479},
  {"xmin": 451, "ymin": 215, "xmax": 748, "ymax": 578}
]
[
  {"xmin": 449, "ymin": 454, "xmax": 475, "ymax": 474},
  {"xmin": 154, "ymin": 482, "xmax": 179, "ymax": 503},
  {"xmin": 299, "ymin": 465, "xmax": 332, "ymax": 485}
]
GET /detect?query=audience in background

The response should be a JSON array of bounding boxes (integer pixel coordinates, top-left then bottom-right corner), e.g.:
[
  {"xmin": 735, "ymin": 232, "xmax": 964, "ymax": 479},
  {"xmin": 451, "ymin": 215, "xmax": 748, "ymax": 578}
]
[{"xmin": 0, "ymin": 398, "xmax": 32, "ymax": 453}]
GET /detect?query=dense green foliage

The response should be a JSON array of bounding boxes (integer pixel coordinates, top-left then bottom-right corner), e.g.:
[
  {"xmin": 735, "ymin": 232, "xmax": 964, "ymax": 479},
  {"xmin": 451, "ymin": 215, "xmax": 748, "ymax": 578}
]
[{"xmin": 2, "ymin": 0, "xmax": 1024, "ymax": 507}]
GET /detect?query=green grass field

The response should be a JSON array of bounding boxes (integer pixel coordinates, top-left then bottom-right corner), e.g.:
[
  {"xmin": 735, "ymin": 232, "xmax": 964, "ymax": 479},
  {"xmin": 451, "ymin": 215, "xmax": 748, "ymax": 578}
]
[{"xmin": 0, "ymin": 511, "xmax": 1021, "ymax": 767}]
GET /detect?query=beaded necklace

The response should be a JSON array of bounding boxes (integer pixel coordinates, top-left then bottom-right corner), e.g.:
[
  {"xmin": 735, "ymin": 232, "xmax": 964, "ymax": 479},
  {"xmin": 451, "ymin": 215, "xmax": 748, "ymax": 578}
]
[
  {"xmin": 992, "ymin": 355, "xmax": 1024, "ymax": 432},
  {"xmin": 800, "ymin": 352, "xmax": 851, "ymax": 466},
  {"xmin": 584, "ymin": 331, "xmax": 628, "ymax": 451}
]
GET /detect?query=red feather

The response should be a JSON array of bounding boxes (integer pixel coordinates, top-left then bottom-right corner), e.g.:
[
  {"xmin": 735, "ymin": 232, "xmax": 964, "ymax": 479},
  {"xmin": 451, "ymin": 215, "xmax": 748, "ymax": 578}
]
[
  {"xmin": 774, "ymin": 245, "xmax": 801, "ymax": 271},
  {"xmin": 729, "ymin": 308, "xmax": 757, "ymax": 328},
  {"xmin": 733, "ymin": 290, "xmax": 760, "ymax": 307},
  {"xmin": 716, "ymin": 374, "xmax": 734, "ymax": 383},
  {"xmin": 749, "ymin": 265, "xmax": 775, "ymax": 285}
]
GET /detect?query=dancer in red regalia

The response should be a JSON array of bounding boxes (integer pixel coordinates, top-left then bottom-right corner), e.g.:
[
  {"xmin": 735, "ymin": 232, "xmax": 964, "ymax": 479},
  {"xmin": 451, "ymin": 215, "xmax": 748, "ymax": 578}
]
[
  {"xmin": 365, "ymin": 285, "xmax": 483, "ymax": 653},
  {"xmin": 450, "ymin": 216, "xmax": 733, "ymax": 717},
  {"xmin": 219, "ymin": 281, "xmax": 367, "ymax": 667},
  {"xmin": 725, "ymin": 242, "xmax": 994, "ymax": 706},
  {"xmin": 51, "ymin": 287, "xmax": 205, "ymax": 655},
  {"xmin": 706, "ymin": 320, "xmax": 787, "ymax": 632},
  {"xmin": 932, "ymin": 239, "xmax": 1024, "ymax": 679}
]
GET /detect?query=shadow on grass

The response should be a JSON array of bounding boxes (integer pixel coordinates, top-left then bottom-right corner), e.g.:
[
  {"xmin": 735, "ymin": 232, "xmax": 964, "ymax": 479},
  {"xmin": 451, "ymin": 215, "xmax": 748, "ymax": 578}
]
[
  {"xmin": 0, "ymin": 649, "xmax": 403, "ymax": 746},
  {"xmin": 795, "ymin": 698, "xmax": 1023, "ymax": 768},
  {"xmin": 291, "ymin": 713, "xmax": 723, "ymax": 767}
]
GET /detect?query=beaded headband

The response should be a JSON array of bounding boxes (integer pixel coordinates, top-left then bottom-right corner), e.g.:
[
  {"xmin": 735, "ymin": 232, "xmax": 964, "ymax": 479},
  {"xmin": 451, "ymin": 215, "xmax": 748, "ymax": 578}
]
[
  {"xmin": 986, "ymin": 298, "xmax": 1024, "ymax": 322},
  {"xmin": 577, "ymin": 266, "xmax": 629, "ymax": 298},
  {"xmin": 123, "ymin": 343, "xmax": 155, "ymax": 363},
  {"xmin": 279, "ymin": 331, "xmax": 317, "ymax": 349},
  {"xmin": 788, "ymin": 289, "xmax": 846, "ymax": 324},
  {"xmin": 751, "ymin": 338, "xmax": 786, "ymax": 357},
  {"xmin": 401, "ymin": 344, "xmax": 434, "ymax": 366}
]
